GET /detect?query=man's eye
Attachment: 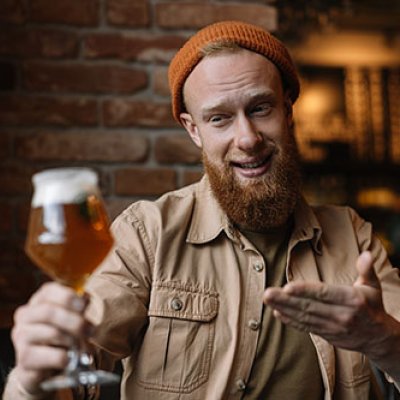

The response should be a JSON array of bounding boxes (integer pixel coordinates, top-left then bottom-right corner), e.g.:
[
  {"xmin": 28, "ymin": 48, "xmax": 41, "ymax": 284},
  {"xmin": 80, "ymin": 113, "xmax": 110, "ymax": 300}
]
[
  {"xmin": 210, "ymin": 115, "xmax": 222, "ymax": 122},
  {"xmin": 209, "ymin": 115, "xmax": 228, "ymax": 125},
  {"xmin": 251, "ymin": 104, "xmax": 271, "ymax": 115}
]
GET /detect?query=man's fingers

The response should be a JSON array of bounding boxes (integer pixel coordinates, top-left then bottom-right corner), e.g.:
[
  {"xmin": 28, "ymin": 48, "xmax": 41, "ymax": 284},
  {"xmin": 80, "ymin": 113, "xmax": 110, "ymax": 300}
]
[
  {"xmin": 15, "ymin": 282, "xmax": 94, "ymax": 339},
  {"xmin": 265, "ymin": 288, "xmax": 351, "ymax": 322},
  {"xmin": 9, "ymin": 282, "xmax": 94, "ymax": 395},
  {"xmin": 266, "ymin": 293, "xmax": 360, "ymax": 341},
  {"xmin": 265, "ymin": 281, "xmax": 359, "ymax": 307},
  {"xmin": 29, "ymin": 282, "xmax": 89, "ymax": 312},
  {"xmin": 263, "ymin": 284, "xmax": 368, "ymax": 339},
  {"xmin": 354, "ymin": 251, "xmax": 381, "ymax": 289},
  {"xmin": 14, "ymin": 303, "xmax": 93, "ymax": 338},
  {"xmin": 17, "ymin": 345, "xmax": 69, "ymax": 371},
  {"xmin": 13, "ymin": 324, "xmax": 74, "ymax": 348}
]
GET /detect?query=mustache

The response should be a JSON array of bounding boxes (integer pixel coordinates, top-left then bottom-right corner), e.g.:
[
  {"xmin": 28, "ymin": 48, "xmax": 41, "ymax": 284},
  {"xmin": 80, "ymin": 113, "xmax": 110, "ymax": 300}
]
[{"xmin": 225, "ymin": 142, "xmax": 278, "ymax": 165}]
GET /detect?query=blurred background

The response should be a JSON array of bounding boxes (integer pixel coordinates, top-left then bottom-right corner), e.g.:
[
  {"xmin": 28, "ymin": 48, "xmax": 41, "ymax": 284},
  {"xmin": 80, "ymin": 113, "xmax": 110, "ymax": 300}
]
[{"xmin": 1, "ymin": 0, "xmax": 400, "ymax": 396}]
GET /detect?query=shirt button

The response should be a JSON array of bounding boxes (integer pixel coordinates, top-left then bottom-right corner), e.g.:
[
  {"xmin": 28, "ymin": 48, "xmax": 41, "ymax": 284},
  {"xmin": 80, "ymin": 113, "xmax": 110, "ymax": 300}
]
[
  {"xmin": 253, "ymin": 261, "xmax": 264, "ymax": 272},
  {"xmin": 248, "ymin": 319, "xmax": 260, "ymax": 330},
  {"xmin": 170, "ymin": 298, "xmax": 183, "ymax": 311},
  {"xmin": 236, "ymin": 378, "xmax": 246, "ymax": 391}
]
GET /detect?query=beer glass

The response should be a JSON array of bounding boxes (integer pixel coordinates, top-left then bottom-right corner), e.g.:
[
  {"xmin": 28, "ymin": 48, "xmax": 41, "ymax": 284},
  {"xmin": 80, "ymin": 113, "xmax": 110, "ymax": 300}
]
[{"xmin": 25, "ymin": 167, "xmax": 119, "ymax": 390}]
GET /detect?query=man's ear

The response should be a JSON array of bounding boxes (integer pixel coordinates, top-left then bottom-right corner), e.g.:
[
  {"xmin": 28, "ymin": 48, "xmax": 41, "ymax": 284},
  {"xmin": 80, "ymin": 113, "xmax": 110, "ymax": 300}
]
[{"xmin": 180, "ymin": 112, "xmax": 203, "ymax": 148}]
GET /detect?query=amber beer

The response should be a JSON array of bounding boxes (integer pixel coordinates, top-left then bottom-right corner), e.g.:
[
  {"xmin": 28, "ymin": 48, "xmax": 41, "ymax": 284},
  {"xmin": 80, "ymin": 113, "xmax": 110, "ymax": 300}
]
[{"xmin": 25, "ymin": 168, "xmax": 113, "ymax": 293}]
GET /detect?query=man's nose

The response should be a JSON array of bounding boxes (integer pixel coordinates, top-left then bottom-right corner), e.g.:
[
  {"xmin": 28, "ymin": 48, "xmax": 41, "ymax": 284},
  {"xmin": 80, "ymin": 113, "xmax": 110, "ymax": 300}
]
[{"xmin": 234, "ymin": 115, "xmax": 263, "ymax": 151}]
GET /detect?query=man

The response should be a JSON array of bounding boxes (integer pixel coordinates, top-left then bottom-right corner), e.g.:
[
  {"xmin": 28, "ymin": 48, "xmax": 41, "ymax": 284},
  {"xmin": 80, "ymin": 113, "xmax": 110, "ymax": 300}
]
[{"xmin": 4, "ymin": 20, "xmax": 400, "ymax": 400}]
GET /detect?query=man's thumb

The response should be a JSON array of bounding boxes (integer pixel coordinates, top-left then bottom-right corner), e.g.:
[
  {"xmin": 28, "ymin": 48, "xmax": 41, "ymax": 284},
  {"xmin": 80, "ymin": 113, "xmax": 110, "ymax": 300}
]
[{"xmin": 354, "ymin": 251, "xmax": 380, "ymax": 289}]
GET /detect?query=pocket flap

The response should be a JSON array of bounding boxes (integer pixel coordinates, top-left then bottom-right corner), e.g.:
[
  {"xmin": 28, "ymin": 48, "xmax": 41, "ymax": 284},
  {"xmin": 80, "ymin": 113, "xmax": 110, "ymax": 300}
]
[{"xmin": 148, "ymin": 281, "xmax": 219, "ymax": 322}]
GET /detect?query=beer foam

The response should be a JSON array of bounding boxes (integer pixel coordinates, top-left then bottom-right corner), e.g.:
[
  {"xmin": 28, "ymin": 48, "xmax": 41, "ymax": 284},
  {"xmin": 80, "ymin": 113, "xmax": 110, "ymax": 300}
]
[{"xmin": 32, "ymin": 168, "xmax": 99, "ymax": 207}]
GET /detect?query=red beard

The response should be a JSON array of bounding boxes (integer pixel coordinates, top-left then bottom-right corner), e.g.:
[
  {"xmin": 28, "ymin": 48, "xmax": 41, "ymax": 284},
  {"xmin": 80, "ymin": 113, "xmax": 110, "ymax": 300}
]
[{"xmin": 204, "ymin": 133, "xmax": 302, "ymax": 232}]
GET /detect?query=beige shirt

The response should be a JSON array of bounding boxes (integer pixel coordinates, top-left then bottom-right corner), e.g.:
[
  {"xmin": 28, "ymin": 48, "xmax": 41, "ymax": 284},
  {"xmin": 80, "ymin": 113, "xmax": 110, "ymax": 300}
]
[
  {"xmin": 242, "ymin": 226, "xmax": 324, "ymax": 399},
  {"xmin": 86, "ymin": 176, "xmax": 400, "ymax": 400}
]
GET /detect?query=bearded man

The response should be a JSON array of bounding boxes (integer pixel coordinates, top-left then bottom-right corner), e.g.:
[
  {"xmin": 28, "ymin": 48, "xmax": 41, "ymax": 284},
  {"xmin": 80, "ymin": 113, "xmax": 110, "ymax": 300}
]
[{"xmin": 5, "ymin": 21, "xmax": 400, "ymax": 400}]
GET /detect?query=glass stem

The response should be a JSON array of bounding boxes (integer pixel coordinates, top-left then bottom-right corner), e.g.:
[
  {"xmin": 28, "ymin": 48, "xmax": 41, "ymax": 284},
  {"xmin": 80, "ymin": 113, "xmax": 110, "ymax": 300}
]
[{"xmin": 66, "ymin": 340, "xmax": 95, "ymax": 375}]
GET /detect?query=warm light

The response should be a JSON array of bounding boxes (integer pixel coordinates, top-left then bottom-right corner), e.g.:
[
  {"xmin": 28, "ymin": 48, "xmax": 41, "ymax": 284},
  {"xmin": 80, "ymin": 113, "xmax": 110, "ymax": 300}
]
[
  {"xmin": 290, "ymin": 31, "xmax": 400, "ymax": 67},
  {"xmin": 357, "ymin": 188, "xmax": 400, "ymax": 209},
  {"xmin": 296, "ymin": 83, "xmax": 338, "ymax": 116}
]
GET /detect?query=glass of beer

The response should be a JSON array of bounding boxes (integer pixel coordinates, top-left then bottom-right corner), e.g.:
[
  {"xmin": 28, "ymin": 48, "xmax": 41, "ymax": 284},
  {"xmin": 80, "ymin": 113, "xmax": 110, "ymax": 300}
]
[{"xmin": 25, "ymin": 167, "xmax": 119, "ymax": 390}]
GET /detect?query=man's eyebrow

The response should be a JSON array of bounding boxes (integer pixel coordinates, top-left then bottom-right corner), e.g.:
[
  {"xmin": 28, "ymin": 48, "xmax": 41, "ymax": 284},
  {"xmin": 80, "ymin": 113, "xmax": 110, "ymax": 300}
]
[
  {"xmin": 201, "ymin": 102, "xmax": 227, "ymax": 117},
  {"xmin": 246, "ymin": 91, "xmax": 276, "ymax": 105}
]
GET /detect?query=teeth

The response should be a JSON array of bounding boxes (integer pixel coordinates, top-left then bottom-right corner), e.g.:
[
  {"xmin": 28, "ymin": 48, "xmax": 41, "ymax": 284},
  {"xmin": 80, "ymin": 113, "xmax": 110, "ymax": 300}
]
[{"xmin": 241, "ymin": 160, "xmax": 264, "ymax": 169}]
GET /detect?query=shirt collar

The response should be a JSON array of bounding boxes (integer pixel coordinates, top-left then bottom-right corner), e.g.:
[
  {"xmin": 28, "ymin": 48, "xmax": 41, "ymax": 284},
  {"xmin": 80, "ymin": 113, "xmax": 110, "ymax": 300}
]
[
  {"xmin": 291, "ymin": 197, "xmax": 323, "ymax": 255},
  {"xmin": 186, "ymin": 176, "xmax": 322, "ymax": 253},
  {"xmin": 186, "ymin": 175, "xmax": 234, "ymax": 244}
]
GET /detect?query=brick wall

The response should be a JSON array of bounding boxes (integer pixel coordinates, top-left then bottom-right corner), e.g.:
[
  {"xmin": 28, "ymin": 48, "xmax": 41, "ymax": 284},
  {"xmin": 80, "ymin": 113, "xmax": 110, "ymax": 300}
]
[{"xmin": 0, "ymin": 1, "xmax": 278, "ymax": 328}]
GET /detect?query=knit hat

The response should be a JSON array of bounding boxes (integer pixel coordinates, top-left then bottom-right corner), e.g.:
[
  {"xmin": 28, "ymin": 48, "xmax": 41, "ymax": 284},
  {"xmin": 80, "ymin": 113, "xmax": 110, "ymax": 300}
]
[{"xmin": 168, "ymin": 20, "xmax": 300, "ymax": 123}]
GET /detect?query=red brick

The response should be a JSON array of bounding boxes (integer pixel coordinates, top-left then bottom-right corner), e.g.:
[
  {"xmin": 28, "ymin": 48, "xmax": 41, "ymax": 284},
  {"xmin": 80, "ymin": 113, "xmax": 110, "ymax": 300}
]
[
  {"xmin": 0, "ymin": 239, "xmax": 19, "ymax": 270},
  {"xmin": 23, "ymin": 62, "xmax": 148, "ymax": 94},
  {"xmin": 115, "ymin": 168, "xmax": 177, "ymax": 196},
  {"xmin": 84, "ymin": 33, "xmax": 185, "ymax": 63},
  {"xmin": 183, "ymin": 170, "xmax": 203, "ymax": 186},
  {"xmin": 155, "ymin": 134, "xmax": 201, "ymax": 164},
  {"xmin": 12, "ymin": 237, "xmax": 40, "ymax": 272},
  {"xmin": 0, "ymin": 162, "xmax": 35, "ymax": 196},
  {"xmin": 0, "ymin": 62, "xmax": 17, "ymax": 90},
  {"xmin": 16, "ymin": 201, "xmax": 30, "ymax": 234},
  {"xmin": 153, "ymin": 66, "xmax": 170, "ymax": 96},
  {"xmin": 155, "ymin": 2, "xmax": 277, "ymax": 30},
  {"xmin": 0, "ymin": 95, "xmax": 97, "ymax": 126},
  {"xmin": 17, "ymin": 248, "xmax": 40, "ymax": 273},
  {"xmin": 106, "ymin": 198, "xmax": 135, "ymax": 221},
  {"xmin": 0, "ymin": 28, "xmax": 79, "ymax": 58},
  {"xmin": 0, "ymin": 202, "xmax": 14, "ymax": 234},
  {"xmin": 16, "ymin": 131, "xmax": 149, "ymax": 162},
  {"xmin": 0, "ymin": 305, "xmax": 16, "ymax": 329},
  {"xmin": 99, "ymin": 173, "xmax": 113, "ymax": 198},
  {"xmin": 106, "ymin": 0, "xmax": 150, "ymax": 27},
  {"xmin": 37, "ymin": 271, "xmax": 52, "ymax": 286},
  {"xmin": 31, "ymin": 0, "xmax": 98, "ymax": 26},
  {"xmin": 103, "ymin": 99, "xmax": 177, "ymax": 128},
  {"xmin": 0, "ymin": 0, "xmax": 27, "ymax": 24},
  {"xmin": 0, "ymin": 132, "xmax": 10, "ymax": 158},
  {"xmin": 0, "ymin": 268, "xmax": 37, "ymax": 304}
]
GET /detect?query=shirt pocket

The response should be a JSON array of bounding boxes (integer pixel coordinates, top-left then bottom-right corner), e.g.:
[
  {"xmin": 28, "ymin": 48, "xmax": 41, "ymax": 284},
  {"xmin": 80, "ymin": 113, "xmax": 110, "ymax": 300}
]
[
  {"xmin": 134, "ymin": 281, "xmax": 219, "ymax": 393},
  {"xmin": 336, "ymin": 350, "xmax": 371, "ymax": 388}
]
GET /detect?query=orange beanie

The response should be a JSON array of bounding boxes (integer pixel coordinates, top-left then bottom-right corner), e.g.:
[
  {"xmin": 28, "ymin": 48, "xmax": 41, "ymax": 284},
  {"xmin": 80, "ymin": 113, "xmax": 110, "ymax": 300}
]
[{"xmin": 168, "ymin": 20, "xmax": 300, "ymax": 123}]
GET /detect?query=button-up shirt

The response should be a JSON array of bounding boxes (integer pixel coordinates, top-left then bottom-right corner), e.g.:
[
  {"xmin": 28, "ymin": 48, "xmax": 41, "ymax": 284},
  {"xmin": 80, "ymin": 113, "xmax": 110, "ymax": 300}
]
[{"xmin": 86, "ymin": 176, "xmax": 400, "ymax": 400}]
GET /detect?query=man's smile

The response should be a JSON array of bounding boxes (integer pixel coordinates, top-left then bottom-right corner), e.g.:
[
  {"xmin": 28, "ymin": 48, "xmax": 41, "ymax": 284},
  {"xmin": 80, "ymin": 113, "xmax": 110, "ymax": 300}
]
[{"xmin": 231, "ymin": 153, "xmax": 273, "ymax": 178}]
